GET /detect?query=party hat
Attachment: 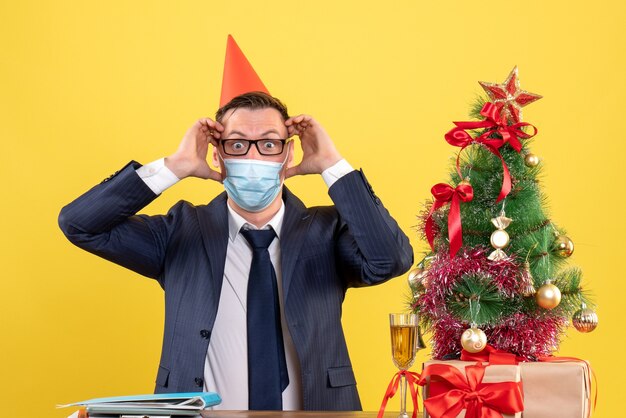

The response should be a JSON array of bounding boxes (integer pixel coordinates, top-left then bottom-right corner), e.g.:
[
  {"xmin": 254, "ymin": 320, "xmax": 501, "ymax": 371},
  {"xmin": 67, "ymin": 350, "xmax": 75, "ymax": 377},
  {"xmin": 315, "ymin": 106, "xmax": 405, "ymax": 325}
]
[{"xmin": 219, "ymin": 35, "xmax": 269, "ymax": 107}]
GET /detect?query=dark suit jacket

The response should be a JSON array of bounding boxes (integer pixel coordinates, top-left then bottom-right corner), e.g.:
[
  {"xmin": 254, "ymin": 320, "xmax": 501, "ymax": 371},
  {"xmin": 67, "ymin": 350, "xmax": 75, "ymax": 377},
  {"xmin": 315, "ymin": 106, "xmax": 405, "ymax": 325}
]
[{"xmin": 58, "ymin": 161, "xmax": 413, "ymax": 411}]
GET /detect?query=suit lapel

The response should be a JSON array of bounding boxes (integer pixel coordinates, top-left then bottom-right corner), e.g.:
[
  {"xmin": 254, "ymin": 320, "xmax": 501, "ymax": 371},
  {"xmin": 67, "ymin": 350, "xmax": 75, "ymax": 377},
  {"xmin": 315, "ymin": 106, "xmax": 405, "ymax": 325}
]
[
  {"xmin": 196, "ymin": 192, "xmax": 229, "ymax": 310},
  {"xmin": 280, "ymin": 187, "xmax": 313, "ymax": 302}
]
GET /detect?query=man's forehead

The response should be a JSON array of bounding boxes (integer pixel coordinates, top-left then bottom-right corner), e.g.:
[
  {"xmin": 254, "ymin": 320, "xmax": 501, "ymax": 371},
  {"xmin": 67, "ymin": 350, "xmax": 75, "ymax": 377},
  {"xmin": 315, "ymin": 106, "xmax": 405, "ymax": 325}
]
[{"xmin": 221, "ymin": 107, "xmax": 286, "ymax": 135}]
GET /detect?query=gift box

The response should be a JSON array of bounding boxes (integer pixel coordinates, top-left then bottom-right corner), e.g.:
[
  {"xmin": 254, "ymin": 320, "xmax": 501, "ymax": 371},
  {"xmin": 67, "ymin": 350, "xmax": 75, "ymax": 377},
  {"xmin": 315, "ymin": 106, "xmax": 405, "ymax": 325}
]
[
  {"xmin": 421, "ymin": 359, "xmax": 593, "ymax": 418},
  {"xmin": 520, "ymin": 360, "xmax": 591, "ymax": 418},
  {"xmin": 421, "ymin": 360, "xmax": 523, "ymax": 418}
]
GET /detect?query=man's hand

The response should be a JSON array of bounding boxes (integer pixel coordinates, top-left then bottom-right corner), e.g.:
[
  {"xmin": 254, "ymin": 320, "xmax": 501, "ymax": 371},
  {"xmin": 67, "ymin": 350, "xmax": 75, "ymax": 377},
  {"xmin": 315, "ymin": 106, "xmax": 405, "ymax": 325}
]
[
  {"xmin": 165, "ymin": 118, "xmax": 224, "ymax": 181},
  {"xmin": 285, "ymin": 115, "xmax": 342, "ymax": 178}
]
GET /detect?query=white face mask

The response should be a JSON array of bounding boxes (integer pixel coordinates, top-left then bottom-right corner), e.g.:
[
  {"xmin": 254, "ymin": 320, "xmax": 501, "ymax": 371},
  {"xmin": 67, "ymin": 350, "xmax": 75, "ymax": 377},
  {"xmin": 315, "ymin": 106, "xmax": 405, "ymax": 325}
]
[{"xmin": 220, "ymin": 151, "xmax": 289, "ymax": 212}]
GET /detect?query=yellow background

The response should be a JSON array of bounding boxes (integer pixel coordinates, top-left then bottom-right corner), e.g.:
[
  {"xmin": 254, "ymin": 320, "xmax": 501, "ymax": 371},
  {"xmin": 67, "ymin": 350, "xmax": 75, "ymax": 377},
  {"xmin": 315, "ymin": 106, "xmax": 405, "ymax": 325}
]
[{"xmin": 1, "ymin": 1, "xmax": 623, "ymax": 416}]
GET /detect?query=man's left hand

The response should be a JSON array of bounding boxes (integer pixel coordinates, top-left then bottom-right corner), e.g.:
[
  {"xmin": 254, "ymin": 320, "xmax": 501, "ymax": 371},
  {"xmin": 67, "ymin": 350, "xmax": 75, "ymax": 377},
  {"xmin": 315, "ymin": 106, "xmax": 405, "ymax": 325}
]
[{"xmin": 285, "ymin": 114, "xmax": 343, "ymax": 178}]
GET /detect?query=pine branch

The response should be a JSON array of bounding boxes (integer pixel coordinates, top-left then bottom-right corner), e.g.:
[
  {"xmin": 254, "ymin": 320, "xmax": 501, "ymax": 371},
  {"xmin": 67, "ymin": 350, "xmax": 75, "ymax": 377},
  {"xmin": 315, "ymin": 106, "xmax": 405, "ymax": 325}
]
[
  {"xmin": 552, "ymin": 267, "xmax": 594, "ymax": 317},
  {"xmin": 469, "ymin": 96, "xmax": 488, "ymax": 119},
  {"xmin": 448, "ymin": 274, "xmax": 515, "ymax": 326}
]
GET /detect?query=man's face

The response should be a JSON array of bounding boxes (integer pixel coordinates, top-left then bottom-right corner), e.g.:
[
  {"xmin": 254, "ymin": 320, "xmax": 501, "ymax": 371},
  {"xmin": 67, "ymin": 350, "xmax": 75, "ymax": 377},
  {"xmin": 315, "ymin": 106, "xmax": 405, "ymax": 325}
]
[{"xmin": 212, "ymin": 107, "xmax": 294, "ymax": 180}]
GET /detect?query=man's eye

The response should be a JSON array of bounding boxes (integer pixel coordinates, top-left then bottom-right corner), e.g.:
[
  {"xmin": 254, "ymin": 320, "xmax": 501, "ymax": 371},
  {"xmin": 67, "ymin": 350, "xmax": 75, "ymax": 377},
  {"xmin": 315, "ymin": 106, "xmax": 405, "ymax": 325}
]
[
  {"xmin": 231, "ymin": 142, "xmax": 245, "ymax": 150},
  {"xmin": 262, "ymin": 141, "xmax": 277, "ymax": 149}
]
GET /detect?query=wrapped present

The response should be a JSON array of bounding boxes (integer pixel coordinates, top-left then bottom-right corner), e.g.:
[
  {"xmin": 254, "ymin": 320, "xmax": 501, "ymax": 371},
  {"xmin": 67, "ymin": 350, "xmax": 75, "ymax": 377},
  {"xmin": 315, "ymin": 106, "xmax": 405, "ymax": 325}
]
[
  {"xmin": 460, "ymin": 346, "xmax": 594, "ymax": 418},
  {"xmin": 520, "ymin": 360, "xmax": 591, "ymax": 418},
  {"xmin": 419, "ymin": 360, "xmax": 523, "ymax": 418}
]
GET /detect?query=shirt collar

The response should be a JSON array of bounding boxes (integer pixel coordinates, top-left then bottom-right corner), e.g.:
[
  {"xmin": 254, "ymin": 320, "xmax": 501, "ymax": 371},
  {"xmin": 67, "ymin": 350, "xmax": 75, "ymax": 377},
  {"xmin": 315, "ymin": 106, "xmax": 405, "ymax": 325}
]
[{"xmin": 227, "ymin": 200, "xmax": 285, "ymax": 242}]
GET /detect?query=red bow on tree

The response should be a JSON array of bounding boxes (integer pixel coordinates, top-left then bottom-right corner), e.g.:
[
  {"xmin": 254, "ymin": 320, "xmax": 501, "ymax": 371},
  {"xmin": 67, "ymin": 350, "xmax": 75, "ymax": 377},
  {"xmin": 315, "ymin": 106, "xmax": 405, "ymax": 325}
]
[
  {"xmin": 425, "ymin": 182, "xmax": 474, "ymax": 257},
  {"xmin": 444, "ymin": 102, "xmax": 538, "ymax": 202},
  {"xmin": 418, "ymin": 363, "xmax": 524, "ymax": 418}
]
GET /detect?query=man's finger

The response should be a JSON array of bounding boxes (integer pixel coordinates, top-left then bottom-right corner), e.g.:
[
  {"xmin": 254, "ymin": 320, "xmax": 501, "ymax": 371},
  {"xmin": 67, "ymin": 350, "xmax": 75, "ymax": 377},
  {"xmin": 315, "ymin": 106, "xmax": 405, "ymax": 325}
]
[
  {"xmin": 287, "ymin": 125, "xmax": 302, "ymax": 136},
  {"xmin": 211, "ymin": 120, "xmax": 225, "ymax": 132},
  {"xmin": 199, "ymin": 118, "xmax": 225, "ymax": 132},
  {"xmin": 289, "ymin": 114, "xmax": 306, "ymax": 125},
  {"xmin": 198, "ymin": 118, "xmax": 212, "ymax": 128}
]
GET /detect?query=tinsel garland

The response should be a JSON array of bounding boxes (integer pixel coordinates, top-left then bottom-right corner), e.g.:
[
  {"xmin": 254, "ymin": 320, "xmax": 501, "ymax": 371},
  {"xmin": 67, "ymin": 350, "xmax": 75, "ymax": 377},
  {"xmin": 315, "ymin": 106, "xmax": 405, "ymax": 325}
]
[{"xmin": 413, "ymin": 247, "xmax": 570, "ymax": 359}]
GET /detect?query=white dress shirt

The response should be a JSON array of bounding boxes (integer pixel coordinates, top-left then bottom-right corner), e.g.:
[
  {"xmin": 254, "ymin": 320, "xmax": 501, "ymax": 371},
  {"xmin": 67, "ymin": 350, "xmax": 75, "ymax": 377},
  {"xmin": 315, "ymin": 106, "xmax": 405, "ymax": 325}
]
[{"xmin": 136, "ymin": 157, "xmax": 354, "ymax": 409}]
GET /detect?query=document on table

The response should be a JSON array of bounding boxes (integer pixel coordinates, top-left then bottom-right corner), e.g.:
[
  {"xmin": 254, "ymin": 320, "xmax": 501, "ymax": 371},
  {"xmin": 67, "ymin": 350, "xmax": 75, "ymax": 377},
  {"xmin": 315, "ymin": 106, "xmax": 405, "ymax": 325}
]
[{"xmin": 59, "ymin": 392, "xmax": 221, "ymax": 416}]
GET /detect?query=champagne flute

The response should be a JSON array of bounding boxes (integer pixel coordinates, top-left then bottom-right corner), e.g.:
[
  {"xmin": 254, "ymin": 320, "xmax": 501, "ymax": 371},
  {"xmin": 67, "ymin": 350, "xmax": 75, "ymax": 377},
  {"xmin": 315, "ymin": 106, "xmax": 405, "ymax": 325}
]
[{"xmin": 389, "ymin": 313, "xmax": 425, "ymax": 418}]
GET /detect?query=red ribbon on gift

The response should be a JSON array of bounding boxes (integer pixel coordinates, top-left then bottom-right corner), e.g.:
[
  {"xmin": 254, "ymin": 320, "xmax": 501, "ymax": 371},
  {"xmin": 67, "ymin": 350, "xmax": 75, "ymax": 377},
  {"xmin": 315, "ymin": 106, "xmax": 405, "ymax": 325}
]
[
  {"xmin": 377, "ymin": 370, "xmax": 421, "ymax": 418},
  {"xmin": 425, "ymin": 182, "xmax": 474, "ymax": 257},
  {"xmin": 417, "ymin": 362, "xmax": 524, "ymax": 418},
  {"xmin": 461, "ymin": 344, "xmax": 525, "ymax": 365},
  {"xmin": 445, "ymin": 102, "xmax": 538, "ymax": 202}
]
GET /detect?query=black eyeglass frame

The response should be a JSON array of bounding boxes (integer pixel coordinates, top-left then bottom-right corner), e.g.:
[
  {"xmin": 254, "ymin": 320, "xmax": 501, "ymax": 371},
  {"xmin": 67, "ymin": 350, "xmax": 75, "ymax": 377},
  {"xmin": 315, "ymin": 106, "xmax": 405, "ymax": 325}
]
[{"xmin": 220, "ymin": 138, "xmax": 290, "ymax": 156}]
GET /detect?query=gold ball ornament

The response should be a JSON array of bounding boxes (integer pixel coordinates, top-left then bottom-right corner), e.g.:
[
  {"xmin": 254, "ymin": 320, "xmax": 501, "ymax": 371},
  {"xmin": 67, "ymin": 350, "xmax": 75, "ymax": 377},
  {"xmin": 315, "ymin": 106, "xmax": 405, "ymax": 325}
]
[
  {"xmin": 420, "ymin": 272, "xmax": 431, "ymax": 290},
  {"xmin": 553, "ymin": 235, "xmax": 574, "ymax": 258},
  {"xmin": 408, "ymin": 268, "xmax": 427, "ymax": 287},
  {"xmin": 459, "ymin": 179, "xmax": 471, "ymax": 187},
  {"xmin": 524, "ymin": 153, "xmax": 540, "ymax": 167},
  {"xmin": 572, "ymin": 305, "xmax": 598, "ymax": 333},
  {"xmin": 460, "ymin": 327, "xmax": 487, "ymax": 353},
  {"xmin": 490, "ymin": 229, "xmax": 510, "ymax": 249},
  {"xmin": 536, "ymin": 281, "xmax": 562, "ymax": 310}
]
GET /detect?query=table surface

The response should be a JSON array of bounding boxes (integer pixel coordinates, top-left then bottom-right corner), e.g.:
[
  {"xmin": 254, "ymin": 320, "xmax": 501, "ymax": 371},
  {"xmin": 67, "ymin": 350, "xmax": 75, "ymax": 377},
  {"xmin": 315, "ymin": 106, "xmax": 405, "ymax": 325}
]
[{"xmin": 200, "ymin": 412, "xmax": 422, "ymax": 418}]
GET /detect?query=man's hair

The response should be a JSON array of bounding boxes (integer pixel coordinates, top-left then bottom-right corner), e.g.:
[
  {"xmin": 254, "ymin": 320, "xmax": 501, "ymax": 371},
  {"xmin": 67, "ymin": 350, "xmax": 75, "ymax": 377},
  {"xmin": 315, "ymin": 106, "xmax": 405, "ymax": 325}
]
[{"xmin": 215, "ymin": 91, "xmax": 289, "ymax": 123}]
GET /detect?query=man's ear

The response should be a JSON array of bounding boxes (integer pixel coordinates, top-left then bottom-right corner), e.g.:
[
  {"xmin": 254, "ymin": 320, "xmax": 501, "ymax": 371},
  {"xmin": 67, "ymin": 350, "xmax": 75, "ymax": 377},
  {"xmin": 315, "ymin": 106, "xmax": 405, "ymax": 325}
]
[
  {"xmin": 280, "ymin": 141, "xmax": 295, "ymax": 182},
  {"xmin": 212, "ymin": 147, "xmax": 220, "ymax": 168},
  {"xmin": 287, "ymin": 140, "xmax": 295, "ymax": 167},
  {"xmin": 212, "ymin": 147, "xmax": 226, "ymax": 181}
]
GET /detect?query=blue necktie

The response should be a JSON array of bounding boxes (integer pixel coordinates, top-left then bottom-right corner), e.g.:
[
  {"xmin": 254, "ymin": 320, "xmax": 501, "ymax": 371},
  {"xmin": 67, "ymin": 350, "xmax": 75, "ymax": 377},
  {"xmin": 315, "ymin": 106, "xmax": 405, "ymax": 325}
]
[{"xmin": 241, "ymin": 228, "xmax": 289, "ymax": 410}]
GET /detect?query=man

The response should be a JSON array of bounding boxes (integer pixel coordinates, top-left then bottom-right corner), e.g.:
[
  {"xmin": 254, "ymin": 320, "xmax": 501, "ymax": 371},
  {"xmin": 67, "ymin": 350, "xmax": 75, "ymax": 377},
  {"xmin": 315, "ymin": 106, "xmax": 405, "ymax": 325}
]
[{"xmin": 59, "ymin": 91, "xmax": 413, "ymax": 410}]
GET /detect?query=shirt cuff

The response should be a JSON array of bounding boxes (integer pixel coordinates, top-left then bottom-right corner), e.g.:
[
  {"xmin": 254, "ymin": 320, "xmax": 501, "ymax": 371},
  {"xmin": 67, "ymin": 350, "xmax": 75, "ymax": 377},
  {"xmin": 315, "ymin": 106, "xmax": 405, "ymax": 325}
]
[
  {"xmin": 321, "ymin": 159, "xmax": 354, "ymax": 188},
  {"xmin": 135, "ymin": 158, "xmax": 180, "ymax": 195}
]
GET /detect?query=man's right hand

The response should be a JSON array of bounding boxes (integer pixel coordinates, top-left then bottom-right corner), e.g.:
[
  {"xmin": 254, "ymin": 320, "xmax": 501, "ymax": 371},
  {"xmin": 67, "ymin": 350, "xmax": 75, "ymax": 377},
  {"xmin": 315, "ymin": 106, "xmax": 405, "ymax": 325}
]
[{"xmin": 165, "ymin": 118, "xmax": 224, "ymax": 181}]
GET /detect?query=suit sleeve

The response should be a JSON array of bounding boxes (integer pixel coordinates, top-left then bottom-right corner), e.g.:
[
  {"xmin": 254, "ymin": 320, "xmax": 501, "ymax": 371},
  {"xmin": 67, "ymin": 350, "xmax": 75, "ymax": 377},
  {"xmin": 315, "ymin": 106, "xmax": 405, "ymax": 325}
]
[
  {"xmin": 328, "ymin": 169, "xmax": 414, "ymax": 287},
  {"xmin": 58, "ymin": 161, "xmax": 178, "ymax": 283}
]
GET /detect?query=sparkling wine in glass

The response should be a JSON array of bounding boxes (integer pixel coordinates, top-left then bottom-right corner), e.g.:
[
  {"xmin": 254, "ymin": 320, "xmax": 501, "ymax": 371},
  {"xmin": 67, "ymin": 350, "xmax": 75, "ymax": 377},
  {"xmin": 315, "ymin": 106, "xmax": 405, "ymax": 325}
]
[{"xmin": 389, "ymin": 313, "xmax": 425, "ymax": 418}]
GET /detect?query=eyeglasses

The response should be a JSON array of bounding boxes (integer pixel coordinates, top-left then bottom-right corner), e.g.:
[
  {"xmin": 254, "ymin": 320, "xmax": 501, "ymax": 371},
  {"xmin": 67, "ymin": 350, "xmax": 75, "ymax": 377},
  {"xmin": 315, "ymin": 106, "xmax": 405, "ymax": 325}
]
[{"xmin": 220, "ymin": 139, "xmax": 288, "ymax": 156}]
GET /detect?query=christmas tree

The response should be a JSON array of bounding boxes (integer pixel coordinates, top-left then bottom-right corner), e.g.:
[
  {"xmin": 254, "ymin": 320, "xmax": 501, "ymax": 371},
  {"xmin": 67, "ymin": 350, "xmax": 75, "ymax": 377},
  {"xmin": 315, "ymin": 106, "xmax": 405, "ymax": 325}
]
[{"xmin": 410, "ymin": 67, "xmax": 598, "ymax": 360}]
